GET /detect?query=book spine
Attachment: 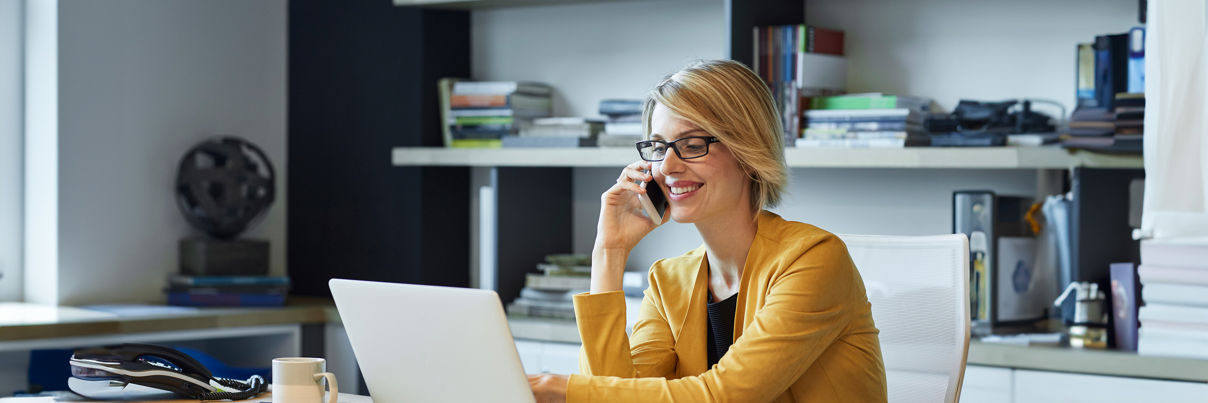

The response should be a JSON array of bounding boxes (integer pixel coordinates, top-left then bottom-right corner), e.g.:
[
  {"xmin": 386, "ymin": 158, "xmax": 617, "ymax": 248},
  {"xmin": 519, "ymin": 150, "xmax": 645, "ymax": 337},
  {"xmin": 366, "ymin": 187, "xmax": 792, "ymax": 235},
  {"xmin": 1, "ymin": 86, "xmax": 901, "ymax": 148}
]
[
  {"xmin": 449, "ymin": 139, "xmax": 503, "ymax": 148},
  {"xmin": 453, "ymin": 116, "xmax": 515, "ymax": 126},
  {"xmin": 450, "ymin": 94, "xmax": 509, "ymax": 108},
  {"xmin": 167, "ymin": 292, "xmax": 286, "ymax": 307},
  {"xmin": 169, "ymin": 276, "xmax": 290, "ymax": 286}
]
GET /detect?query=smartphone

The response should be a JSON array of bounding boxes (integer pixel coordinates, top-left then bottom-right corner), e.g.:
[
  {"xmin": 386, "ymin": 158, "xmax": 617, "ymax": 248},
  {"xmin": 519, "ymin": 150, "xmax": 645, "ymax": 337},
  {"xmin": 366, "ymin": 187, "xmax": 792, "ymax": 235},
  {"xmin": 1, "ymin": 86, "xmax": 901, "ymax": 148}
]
[{"xmin": 637, "ymin": 178, "xmax": 667, "ymax": 225}]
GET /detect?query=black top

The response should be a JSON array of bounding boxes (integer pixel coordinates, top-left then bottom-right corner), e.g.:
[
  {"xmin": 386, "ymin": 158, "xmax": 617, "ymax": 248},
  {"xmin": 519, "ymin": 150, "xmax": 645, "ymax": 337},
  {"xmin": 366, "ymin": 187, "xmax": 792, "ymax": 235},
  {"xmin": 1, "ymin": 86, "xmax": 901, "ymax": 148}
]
[{"xmin": 706, "ymin": 290, "xmax": 738, "ymax": 367}]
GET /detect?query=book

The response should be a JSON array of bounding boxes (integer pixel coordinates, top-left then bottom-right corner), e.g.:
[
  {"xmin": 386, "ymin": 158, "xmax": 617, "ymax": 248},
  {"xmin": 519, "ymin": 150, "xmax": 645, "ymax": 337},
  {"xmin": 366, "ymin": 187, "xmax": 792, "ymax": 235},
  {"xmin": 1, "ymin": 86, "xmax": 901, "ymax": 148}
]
[
  {"xmin": 806, "ymin": 121, "xmax": 919, "ymax": 132},
  {"xmin": 1138, "ymin": 303, "xmax": 1208, "ymax": 325},
  {"xmin": 809, "ymin": 94, "xmax": 930, "ymax": 111},
  {"xmin": 1006, "ymin": 133, "xmax": 1061, "ymax": 146},
  {"xmin": 165, "ymin": 284, "xmax": 290, "ymax": 294},
  {"xmin": 525, "ymin": 273, "xmax": 591, "ymax": 291},
  {"xmin": 450, "ymin": 139, "xmax": 503, "ymax": 148},
  {"xmin": 1141, "ymin": 239, "xmax": 1208, "ymax": 269},
  {"xmin": 598, "ymin": 134, "xmax": 642, "ymax": 148},
  {"xmin": 167, "ymin": 275, "xmax": 290, "ymax": 287},
  {"xmin": 604, "ymin": 121, "xmax": 643, "ymax": 136},
  {"xmin": 1139, "ymin": 265, "xmax": 1208, "ymax": 286},
  {"xmin": 519, "ymin": 287, "xmax": 583, "ymax": 302},
  {"xmin": 802, "ymin": 129, "xmax": 912, "ymax": 140},
  {"xmin": 1140, "ymin": 282, "xmax": 1208, "ymax": 307},
  {"xmin": 1093, "ymin": 33, "xmax": 1129, "ymax": 110},
  {"xmin": 796, "ymin": 138, "xmax": 926, "ymax": 148},
  {"xmin": 1128, "ymin": 26, "xmax": 1146, "ymax": 93},
  {"xmin": 1076, "ymin": 43, "xmax": 1097, "ymax": 107},
  {"xmin": 452, "ymin": 115, "xmax": 515, "ymax": 126},
  {"xmin": 1070, "ymin": 107, "xmax": 1114, "ymax": 122},
  {"xmin": 599, "ymin": 99, "xmax": 644, "ymax": 116},
  {"xmin": 167, "ymin": 292, "xmax": 286, "ymax": 307},
  {"xmin": 804, "ymin": 108, "xmax": 922, "ymax": 122},
  {"xmin": 452, "ymin": 81, "xmax": 551, "ymax": 96},
  {"xmin": 450, "ymin": 92, "xmax": 551, "ymax": 111},
  {"xmin": 437, "ymin": 78, "xmax": 463, "ymax": 147},
  {"xmin": 807, "ymin": 25, "xmax": 845, "ymax": 56},
  {"xmin": 1138, "ymin": 326, "xmax": 1208, "ymax": 359},
  {"xmin": 796, "ymin": 52, "xmax": 846, "ymax": 92},
  {"xmin": 501, "ymin": 136, "xmax": 597, "ymax": 148}
]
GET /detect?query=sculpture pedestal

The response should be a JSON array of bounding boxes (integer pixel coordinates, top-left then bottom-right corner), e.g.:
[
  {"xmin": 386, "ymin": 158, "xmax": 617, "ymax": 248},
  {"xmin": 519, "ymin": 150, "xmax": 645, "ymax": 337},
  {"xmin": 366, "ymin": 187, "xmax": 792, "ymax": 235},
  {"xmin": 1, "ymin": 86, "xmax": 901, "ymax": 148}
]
[{"xmin": 179, "ymin": 238, "xmax": 269, "ymax": 276}]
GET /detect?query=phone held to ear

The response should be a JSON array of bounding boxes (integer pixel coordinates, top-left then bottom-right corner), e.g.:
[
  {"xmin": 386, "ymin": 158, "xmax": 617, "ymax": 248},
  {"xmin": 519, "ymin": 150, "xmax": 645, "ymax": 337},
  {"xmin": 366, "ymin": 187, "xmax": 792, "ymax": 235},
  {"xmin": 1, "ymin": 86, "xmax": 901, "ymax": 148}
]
[{"xmin": 638, "ymin": 178, "xmax": 667, "ymax": 225}]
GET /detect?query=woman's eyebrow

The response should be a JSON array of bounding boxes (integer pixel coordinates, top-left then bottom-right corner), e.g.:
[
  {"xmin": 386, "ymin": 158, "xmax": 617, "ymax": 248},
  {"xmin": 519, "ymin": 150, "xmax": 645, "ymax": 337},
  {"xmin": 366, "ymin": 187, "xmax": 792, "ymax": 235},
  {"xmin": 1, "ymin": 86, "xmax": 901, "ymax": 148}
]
[{"xmin": 654, "ymin": 129, "xmax": 706, "ymax": 141}]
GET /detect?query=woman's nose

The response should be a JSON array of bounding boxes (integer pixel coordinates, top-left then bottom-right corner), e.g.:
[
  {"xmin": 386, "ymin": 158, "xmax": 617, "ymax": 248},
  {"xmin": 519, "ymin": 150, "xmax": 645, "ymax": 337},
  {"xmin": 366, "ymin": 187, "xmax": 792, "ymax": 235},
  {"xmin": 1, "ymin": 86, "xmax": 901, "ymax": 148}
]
[{"xmin": 658, "ymin": 147, "xmax": 686, "ymax": 175}]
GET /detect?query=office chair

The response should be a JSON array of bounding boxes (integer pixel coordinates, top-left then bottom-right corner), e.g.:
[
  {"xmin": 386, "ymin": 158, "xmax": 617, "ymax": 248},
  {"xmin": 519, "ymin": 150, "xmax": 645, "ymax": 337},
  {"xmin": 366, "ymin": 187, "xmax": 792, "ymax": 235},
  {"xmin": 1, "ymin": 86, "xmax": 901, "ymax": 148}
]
[{"xmin": 840, "ymin": 234, "xmax": 971, "ymax": 403}]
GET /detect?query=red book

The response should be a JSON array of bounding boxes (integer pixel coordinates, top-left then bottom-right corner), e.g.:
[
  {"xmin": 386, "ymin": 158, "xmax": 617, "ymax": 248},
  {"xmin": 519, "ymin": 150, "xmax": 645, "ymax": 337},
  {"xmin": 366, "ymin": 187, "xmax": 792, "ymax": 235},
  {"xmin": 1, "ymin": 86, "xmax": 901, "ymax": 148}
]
[
  {"xmin": 809, "ymin": 26, "xmax": 845, "ymax": 56},
  {"xmin": 451, "ymin": 94, "xmax": 508, "ymax": 108}
]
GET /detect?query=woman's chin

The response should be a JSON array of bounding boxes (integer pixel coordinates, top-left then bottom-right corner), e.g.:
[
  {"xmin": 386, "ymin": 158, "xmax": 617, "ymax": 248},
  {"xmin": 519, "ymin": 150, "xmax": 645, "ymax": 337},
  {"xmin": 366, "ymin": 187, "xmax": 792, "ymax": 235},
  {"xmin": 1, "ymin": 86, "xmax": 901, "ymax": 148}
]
[{"xmin": 669, "ymin": 207, "xmax": 696, "ymax": 223}]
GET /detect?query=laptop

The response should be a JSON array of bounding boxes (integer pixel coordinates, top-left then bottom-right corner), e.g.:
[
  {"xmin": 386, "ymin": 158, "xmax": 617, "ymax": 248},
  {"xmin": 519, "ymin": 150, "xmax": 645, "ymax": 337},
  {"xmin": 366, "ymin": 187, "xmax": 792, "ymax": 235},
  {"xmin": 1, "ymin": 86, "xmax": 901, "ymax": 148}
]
[{"xmin": 329, "ymin": 279, "xmax": 536, "ymax": 403}]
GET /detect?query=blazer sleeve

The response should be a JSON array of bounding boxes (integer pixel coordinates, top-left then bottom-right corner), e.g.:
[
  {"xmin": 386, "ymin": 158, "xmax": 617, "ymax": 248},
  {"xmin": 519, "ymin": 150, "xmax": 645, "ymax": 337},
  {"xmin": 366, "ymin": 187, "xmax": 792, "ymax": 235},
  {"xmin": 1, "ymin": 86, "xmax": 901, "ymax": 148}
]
[
  {"xmin": 566, "ymin": 237, "xmax": 855, "ymax": 402},
  {"xmin": 572, "ymin": 268, "xmax": 678, "ymax": 379}
]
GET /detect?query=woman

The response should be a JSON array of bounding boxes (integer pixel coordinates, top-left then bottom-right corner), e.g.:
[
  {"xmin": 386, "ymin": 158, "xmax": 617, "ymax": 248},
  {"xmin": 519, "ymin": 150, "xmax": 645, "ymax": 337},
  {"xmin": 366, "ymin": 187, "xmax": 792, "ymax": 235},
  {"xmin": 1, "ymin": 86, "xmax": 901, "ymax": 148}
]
[{"xmin": 530, "ymin": 59, "xmax": 887, "ymax": 402}]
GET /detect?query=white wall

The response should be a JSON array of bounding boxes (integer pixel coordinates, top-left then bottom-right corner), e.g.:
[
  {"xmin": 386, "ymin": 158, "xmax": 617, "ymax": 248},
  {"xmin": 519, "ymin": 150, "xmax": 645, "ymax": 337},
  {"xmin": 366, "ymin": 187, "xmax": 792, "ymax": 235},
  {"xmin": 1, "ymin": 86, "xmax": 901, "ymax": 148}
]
[
  {"xmin": 471, "ymin": 0, "xmax": 727, "ymax": 117},
  {"xmin": 807, "ymin": 0, "xmax": 1138, "ymax": 113},
  {"xmin": 0, "ymin": 0, "xmax": 21, "ymax": 301},
  {"xmin": 25, "ymin": 0, "xmax": 287, "ymax": 305},
  {"xmin": 573, "ymin": 168, "xmax": 1038, "ymax": 270}
]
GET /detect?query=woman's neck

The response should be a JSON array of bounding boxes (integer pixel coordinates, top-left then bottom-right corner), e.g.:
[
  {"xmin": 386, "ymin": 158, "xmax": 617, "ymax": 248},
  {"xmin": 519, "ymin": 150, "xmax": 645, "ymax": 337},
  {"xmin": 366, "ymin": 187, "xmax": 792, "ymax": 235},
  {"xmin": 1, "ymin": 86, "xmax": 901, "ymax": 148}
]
[{"xmin": 697, "ymin": 208, "xmax": 759, "ymax": 300}]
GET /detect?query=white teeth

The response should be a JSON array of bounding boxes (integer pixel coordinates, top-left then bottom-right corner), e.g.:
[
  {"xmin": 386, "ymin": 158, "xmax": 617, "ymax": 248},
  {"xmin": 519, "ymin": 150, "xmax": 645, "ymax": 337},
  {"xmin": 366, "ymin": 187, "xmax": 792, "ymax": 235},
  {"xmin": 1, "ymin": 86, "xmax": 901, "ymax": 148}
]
[{"xmin": 670, "ymin": 184, "xmax": 701, "ymax": 195}]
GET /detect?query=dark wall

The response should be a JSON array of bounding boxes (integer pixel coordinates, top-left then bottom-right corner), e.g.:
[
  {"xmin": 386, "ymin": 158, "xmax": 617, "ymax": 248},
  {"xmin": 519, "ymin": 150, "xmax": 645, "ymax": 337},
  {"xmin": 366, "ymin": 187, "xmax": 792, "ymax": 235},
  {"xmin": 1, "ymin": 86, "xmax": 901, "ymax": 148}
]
[{"xmin": 288, "ymin": 0, "xmax": 471, "ymax": 296}]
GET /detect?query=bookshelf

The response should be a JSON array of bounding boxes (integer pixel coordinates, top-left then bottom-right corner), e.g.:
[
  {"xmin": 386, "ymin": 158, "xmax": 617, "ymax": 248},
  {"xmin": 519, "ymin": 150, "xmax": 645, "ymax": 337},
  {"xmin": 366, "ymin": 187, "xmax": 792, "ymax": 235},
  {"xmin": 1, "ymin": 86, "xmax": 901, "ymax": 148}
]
[{"xmin": 391, "ymin": 146, "xmax": 1143, "ymax": 169}]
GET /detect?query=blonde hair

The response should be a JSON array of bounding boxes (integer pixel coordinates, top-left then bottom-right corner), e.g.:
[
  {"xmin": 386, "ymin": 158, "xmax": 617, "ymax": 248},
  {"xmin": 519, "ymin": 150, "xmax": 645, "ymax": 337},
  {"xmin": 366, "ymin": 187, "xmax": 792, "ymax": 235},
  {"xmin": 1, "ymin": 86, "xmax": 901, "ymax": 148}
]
[{"xmin": 642, "ymin": 59, "xmax": 788, "ymax": 213}]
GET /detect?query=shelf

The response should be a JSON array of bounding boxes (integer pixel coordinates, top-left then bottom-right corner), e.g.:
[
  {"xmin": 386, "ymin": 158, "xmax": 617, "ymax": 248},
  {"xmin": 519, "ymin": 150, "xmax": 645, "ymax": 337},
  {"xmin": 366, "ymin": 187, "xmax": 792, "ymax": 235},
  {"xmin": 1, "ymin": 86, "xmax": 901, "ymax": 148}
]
[
  {"xmin": 392, "ymin": 0, "xmax": 651, "ymax": 10},
  {"xmin": 391, "ymin": 147, "xmax": 1143, "ymax": 169}
]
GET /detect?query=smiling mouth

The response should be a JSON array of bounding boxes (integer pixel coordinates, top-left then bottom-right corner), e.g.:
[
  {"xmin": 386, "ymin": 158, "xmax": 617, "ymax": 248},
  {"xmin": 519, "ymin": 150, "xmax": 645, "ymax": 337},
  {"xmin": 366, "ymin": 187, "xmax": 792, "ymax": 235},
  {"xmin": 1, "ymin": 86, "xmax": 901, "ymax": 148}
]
[{"xmin": 669, "ymin": 184, "xmax": 702, "ymax": 195}]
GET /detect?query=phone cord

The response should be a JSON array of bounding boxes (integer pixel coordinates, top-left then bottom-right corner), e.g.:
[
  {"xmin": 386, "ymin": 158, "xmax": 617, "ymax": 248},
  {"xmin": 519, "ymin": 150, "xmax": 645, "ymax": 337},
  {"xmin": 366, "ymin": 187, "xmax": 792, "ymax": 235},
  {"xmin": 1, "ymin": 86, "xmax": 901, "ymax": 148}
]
[{"xmin": 198, "ymin": 375, "xmax": 267, "ymax": 401}]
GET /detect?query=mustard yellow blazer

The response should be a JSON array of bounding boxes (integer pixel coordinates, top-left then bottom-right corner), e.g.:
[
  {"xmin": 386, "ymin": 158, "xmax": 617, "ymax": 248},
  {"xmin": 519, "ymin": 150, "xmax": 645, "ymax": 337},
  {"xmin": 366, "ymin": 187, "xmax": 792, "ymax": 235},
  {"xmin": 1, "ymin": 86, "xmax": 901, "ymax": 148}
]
[{"xmin": 568, "ymin": 211, "xmax": 887, "ymax": 402}]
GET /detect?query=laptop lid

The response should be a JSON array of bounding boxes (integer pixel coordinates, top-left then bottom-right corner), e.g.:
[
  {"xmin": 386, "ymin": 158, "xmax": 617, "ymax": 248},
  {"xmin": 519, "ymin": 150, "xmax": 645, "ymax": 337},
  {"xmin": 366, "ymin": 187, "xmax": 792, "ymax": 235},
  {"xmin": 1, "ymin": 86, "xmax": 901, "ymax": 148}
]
[{"xmin": 329, "ymin": 279, "xmax": 535, "ymax": 403}]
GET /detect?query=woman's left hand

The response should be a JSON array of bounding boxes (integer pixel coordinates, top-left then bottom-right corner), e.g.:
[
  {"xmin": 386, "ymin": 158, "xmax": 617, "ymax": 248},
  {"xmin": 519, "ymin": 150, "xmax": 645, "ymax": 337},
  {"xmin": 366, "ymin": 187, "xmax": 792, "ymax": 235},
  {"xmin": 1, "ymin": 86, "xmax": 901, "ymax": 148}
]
[{"xmin": 529, "ymin": 373, "xmax": 569, "ymax": 403}]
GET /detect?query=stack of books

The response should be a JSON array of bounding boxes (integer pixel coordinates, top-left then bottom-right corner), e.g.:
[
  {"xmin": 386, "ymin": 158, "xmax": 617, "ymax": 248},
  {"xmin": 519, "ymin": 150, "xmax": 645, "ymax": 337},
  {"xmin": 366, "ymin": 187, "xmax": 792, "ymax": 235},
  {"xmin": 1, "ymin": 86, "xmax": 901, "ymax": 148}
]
[
  {"xmin": 598, "ymin": 99, "xmax": 644, "ymax": 148},
  {"xmin": 1136, "ymin": 239, "xmax": 1208, "ymax": 359},
  {"xmin": 1062, "ymin": 93, "xmax": 1144, "ymax": 153},
  {"xmin": 164, "ymin": 274, "xmax": 290, "ymax": 307},
  {"xmin": 443, "ymin": 81, "xmax": 553, "ymax": 148},
  {"xmin": 506, "ymin": 254, "xmax": 591, "ymax": 320},
  {"xmin": 504, "ymin": 117, "xmax": 603, "ymax": 148},
  {"xmin": 799, "ymin": 97, "xmax": 929, "ymax": 148},
  {"xmin": 754, "ymin": 24, "xmax": 847, "ymax": 144}
]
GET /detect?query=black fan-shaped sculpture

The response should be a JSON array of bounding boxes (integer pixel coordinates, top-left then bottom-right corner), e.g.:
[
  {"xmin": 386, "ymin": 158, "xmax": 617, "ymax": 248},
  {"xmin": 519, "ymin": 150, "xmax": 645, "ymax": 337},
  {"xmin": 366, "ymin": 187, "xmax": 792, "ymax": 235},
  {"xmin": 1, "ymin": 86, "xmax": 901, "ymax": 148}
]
[{"xmin": 175, "ymin": 137, "xmax": 275, "ymax": 239}]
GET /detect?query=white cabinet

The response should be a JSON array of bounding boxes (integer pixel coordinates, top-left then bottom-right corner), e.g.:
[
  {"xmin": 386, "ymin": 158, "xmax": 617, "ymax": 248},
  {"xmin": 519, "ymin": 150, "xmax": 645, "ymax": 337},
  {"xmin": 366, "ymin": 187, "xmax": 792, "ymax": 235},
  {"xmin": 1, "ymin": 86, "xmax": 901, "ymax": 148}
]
[
  {"xmin": 1013, "ymin": 369, "xmax": 1208, "ymax": 403},
  {"xmin": 960, "ymin": 365, "xmax": 1013, "ymax": 403}
]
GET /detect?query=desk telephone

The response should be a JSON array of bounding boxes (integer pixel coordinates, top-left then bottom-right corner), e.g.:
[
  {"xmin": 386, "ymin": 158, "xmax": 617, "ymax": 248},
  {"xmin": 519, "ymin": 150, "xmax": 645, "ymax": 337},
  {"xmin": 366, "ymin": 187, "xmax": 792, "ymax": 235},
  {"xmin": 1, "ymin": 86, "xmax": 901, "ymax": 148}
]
[{"xmin": 68, "ymin": 343, "xmax": 267, "ymax": 400}]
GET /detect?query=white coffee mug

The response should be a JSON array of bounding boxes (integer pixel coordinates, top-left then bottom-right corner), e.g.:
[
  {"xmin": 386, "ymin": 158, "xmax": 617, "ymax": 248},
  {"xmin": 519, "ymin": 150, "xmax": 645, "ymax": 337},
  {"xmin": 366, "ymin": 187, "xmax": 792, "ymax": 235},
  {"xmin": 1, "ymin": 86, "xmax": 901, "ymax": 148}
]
[{"xmin": 272, "ymin": 357, "xmax": 338, "ymax": 403}]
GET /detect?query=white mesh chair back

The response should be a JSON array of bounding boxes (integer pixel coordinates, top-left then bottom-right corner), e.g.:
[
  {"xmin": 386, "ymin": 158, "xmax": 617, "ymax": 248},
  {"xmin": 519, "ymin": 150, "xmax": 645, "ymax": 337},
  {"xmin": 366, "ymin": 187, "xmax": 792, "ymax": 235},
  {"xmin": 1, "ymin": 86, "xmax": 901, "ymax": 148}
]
[{"xmin": 840, "ymin": 234, "xmax": 970, "ymax": 403}]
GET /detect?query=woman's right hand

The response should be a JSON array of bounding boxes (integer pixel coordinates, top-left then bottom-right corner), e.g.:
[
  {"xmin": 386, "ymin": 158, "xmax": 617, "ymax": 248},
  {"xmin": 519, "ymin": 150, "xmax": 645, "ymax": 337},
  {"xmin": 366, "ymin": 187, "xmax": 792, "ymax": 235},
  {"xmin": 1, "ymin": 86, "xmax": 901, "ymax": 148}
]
[{"xmin": 595, "ymin": 160, "xmax": 669, "ymax": 253}]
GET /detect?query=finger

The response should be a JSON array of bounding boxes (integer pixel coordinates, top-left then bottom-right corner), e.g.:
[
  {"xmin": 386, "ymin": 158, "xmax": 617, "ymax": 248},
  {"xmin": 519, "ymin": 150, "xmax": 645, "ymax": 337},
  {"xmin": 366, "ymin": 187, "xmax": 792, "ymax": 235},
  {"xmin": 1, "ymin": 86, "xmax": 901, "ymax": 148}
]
[
  {"xmin": 623, "ymin": 167, "xmax": 653, "ymax": 183},
  {"xmin": 610, "ymin": 176, "xmax": 646, "ymax": 194}
]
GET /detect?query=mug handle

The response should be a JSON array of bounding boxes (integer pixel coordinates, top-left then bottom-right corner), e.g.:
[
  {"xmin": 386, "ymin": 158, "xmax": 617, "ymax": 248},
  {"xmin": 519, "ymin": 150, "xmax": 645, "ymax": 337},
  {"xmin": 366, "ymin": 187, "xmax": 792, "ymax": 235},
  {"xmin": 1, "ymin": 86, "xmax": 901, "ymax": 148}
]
[{"xmin": 313, "ymin": 372, "xmax": 339, "ymax": 403}]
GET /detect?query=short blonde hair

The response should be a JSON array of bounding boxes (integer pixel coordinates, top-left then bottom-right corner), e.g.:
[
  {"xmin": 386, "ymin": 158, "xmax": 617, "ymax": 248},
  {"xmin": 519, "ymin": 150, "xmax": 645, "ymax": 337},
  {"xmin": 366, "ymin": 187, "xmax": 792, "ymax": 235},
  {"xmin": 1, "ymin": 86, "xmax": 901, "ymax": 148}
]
[{"xmin": 642, "ymin": 59, "xmax": 788, "ymax": 213}]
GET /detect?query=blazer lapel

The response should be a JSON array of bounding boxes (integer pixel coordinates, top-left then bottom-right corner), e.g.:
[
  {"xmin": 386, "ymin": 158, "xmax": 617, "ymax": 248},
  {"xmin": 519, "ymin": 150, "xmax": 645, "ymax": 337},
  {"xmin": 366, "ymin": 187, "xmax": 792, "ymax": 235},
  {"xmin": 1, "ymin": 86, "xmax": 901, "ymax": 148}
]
[{"xmin": 675, "ymin": 248, "xmax": 710, "ymax": 377}]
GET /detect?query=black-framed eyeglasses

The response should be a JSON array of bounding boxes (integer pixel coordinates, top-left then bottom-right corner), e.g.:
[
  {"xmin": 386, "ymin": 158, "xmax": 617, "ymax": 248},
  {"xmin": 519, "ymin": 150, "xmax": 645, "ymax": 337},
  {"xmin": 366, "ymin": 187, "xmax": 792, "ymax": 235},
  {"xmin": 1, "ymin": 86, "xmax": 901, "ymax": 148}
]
[{"xmin": 635, "ymin": 136, "xmax": 721, "ymax": 162}]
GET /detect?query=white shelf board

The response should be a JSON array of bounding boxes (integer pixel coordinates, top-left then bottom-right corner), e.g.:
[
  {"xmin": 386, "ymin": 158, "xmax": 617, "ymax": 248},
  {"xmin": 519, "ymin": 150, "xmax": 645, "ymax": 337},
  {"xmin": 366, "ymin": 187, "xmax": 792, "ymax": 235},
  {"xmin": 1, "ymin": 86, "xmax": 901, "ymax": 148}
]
[
  {"xmin": 393, "ymin": 0, "xmax": 652, "ymax": 10},
  {"xmin": 391, "ymin": 146, "xmax": 1142, "ymax": 169}
]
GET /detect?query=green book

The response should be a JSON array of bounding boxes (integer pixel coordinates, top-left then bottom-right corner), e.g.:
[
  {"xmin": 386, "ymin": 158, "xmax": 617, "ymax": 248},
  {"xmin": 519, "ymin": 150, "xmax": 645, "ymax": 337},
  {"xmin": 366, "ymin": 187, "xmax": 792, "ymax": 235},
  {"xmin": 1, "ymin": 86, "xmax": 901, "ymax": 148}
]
[
  {"xmin": 809, "ymin": 95, "xmax": 929, "ymax": 111},
  {"xmin": 450, "ymin": 139, "xmax": 503, "ymax": 148},
  {"xmin": 454, "ymin": 116, "xmax": 514, "ymax": 126}
]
